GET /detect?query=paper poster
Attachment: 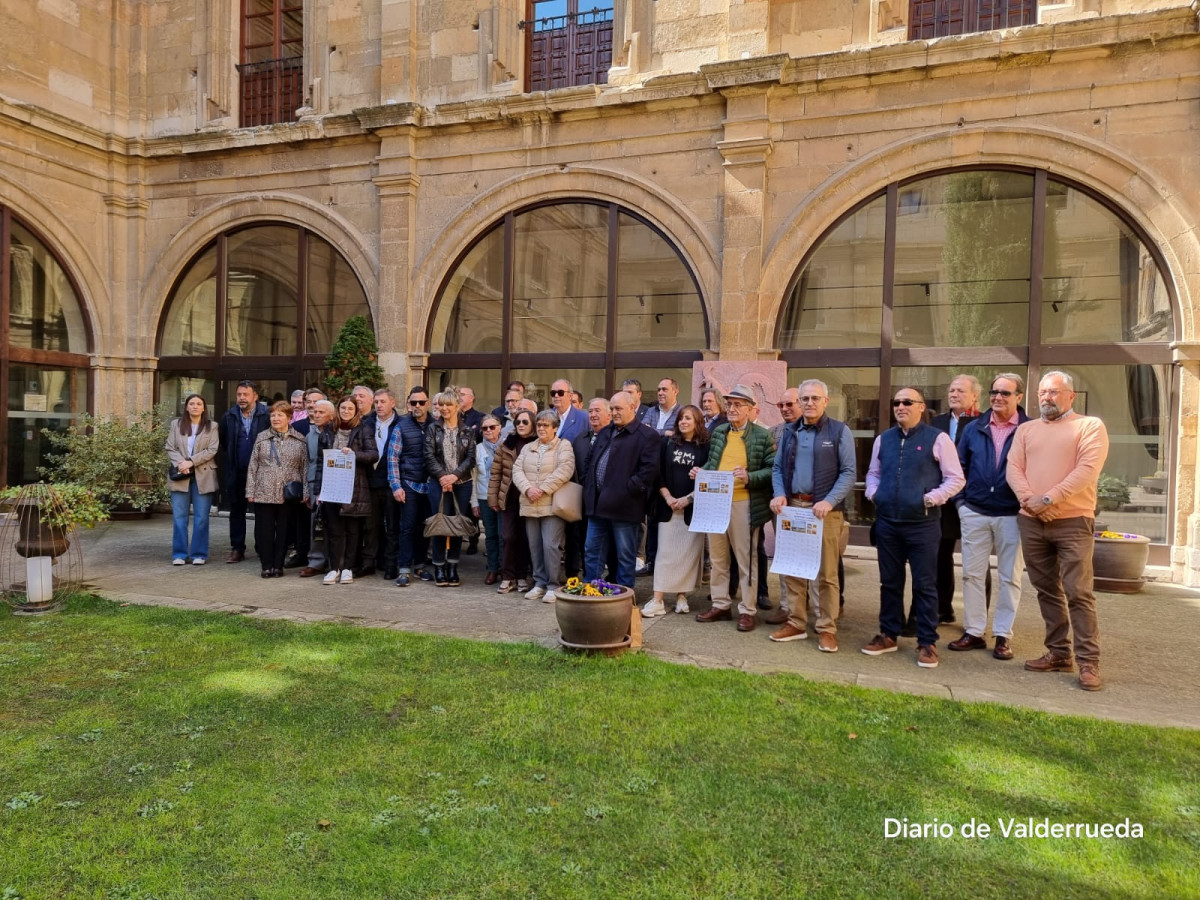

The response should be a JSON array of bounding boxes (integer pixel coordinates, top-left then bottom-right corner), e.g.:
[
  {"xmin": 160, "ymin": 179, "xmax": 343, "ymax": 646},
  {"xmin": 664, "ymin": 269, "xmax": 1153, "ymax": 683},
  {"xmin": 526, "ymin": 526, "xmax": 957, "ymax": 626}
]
[
  {"xmin": 318, "ymin": 450, "xmax": 356, "ymax": 504},
  {"xmin": 689, "ymin": 470, "xmax": 734, "ymax": 534},
  {"xmin": 770, "ymin": 506, "xmax": 823, "ymax": 580}
]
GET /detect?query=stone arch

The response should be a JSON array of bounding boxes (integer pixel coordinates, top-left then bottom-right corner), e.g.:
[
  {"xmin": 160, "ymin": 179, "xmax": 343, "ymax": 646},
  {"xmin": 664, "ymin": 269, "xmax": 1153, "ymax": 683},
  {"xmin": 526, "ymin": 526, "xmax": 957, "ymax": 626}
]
[
  {"xmin": 141, "ymin": 192, "xmax": 380, "ymax": 350},
  {"xmin": 411, "ymin": 165, "xmax": 722, "ymax": 350},
  {"xmin": 758, "ymin": 125, "xmax": 1197, "ymax": 350}
]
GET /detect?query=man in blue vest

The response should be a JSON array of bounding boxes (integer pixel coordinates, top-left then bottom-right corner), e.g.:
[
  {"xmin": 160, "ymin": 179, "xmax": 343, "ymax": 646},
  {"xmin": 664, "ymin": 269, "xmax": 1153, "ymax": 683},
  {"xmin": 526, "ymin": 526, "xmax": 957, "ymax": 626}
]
[
  {"xmin": 218, "ymin": 380, "xmax": 270, "ymax": 563},
  {"xmin": 768, "ymin": 379, "xmax": 856, "ymax": 653},
  {"xmin": 386, "ymin": 385, "xmax": 435, "ymax": 587},
  {"xmin": 862, "ymin": 386, "xmax": 964, "ymax": 668}
]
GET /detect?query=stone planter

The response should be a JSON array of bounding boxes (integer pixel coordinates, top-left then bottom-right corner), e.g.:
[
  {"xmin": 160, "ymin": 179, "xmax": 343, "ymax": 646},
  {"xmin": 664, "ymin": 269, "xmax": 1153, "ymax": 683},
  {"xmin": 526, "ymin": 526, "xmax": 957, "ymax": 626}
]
[
  {"xmin": 1092, "ymin": 532, "xmax": 1150, "ymax": 594},
  {"xmin": 555, "ymin": 585, "xmax": 635, "ymax": 650}
]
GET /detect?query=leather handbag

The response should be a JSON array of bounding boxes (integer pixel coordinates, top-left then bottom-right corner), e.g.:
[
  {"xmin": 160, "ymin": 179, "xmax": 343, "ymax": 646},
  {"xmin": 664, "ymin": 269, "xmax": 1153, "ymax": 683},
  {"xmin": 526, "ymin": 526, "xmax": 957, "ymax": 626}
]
[
  {"xmin": 269, "ymin": 437, "xmax": 304, "ymax": 503},
  {"xmin": 551, "ymin": 480, "xmax": 583, "ymax": 523},
  {"xmin": 424, "ymin": 491, "xmax": 479, "ymax": 539},
  {"xmin": 168, "ymin": 463, "xmax": 191, "ymax": 482}
]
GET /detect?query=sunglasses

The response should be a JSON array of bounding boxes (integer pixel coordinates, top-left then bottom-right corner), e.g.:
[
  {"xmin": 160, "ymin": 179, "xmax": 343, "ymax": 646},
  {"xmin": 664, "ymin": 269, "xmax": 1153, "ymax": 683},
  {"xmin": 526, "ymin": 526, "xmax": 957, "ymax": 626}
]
[
  {"xmin": 777, "ymin": 402, "xmax": 797, "ymax": 409},
  {"xmin": 482, "ymin": 424, "xmax": 500, "ymax": 431},
  {"xmin": 989, "ymin": 389, "xmax": 1016, "ymax": 397},
  {"xmin": 892, "ymin": 399, "xmax": 922, "ymax": 407},
  {"xmin": 409, "ymin": 399, "xmax": 427, "ymax": 406},
  {"xmin": 799, "ymin": 396, "xmax": 825, "ymax": 403},
  {"xmin": 535, "ymin": 422, "xmax": 554, "ymax": 428},
  {"xmin": 549, "ymin": 390, "xmax": 566, "ymax": 397}
]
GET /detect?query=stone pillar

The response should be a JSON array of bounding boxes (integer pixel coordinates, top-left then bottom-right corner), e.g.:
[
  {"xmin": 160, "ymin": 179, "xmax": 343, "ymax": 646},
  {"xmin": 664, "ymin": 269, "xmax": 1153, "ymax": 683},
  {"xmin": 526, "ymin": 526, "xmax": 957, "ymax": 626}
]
[
  {"xmin": 380, "ymin": 0, "xmax": 417, "ymax": 104},
  {"xmin": 373, "ymin": 126, "xmax": 420, "ymax": 395},
  {"xmin": 99, "ymin": 185, "xmax": 155, "ymax": 418},
  {"xmin": 715, "ymin": 87, "xmax": 773, "ymax": 359},
  {"xmin": 1173, "ymin": 343, "xmax": 1200, "ymax": 585}
]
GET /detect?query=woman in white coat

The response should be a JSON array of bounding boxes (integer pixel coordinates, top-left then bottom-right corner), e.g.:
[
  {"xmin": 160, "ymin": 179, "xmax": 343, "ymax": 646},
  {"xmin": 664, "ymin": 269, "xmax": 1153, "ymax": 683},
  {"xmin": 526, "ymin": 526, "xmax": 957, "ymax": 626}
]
[{"xmin": 511, "ymin": 409, "xmax": 575, "ymax": 601}]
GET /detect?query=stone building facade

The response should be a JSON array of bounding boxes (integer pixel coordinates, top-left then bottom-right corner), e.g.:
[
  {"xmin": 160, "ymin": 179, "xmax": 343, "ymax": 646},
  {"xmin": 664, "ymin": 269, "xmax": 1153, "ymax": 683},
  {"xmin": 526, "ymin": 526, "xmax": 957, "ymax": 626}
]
[{"xmin": 1, "ymin": 0, "xmax": 1197, "ymax": 580}]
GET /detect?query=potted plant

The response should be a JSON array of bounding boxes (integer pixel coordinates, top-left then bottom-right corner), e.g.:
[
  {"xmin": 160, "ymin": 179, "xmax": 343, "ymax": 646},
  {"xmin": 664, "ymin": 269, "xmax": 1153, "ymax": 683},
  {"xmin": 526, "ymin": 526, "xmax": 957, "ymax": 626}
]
[
  {"xmin": 1092, "ymin": 529, "xmax": 1150, "ymax": 594},
  {"xmin": 37, "ymin": 404, "xmax": 173, "ymax": 516},
  {"xmin": 1096, "ymin": 474, "xmax": 1130, "ymax": 512},
  {"xmin": 555, "ymin": 577, "xmax": 636, "ymax": 649}
]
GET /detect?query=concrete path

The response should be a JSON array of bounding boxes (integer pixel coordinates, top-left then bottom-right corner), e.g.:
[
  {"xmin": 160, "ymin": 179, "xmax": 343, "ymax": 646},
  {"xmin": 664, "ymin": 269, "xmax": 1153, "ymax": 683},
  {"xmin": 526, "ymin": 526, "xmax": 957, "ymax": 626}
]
[{"xmin": 70, "ymin": 516, "xmax": 1200, "ymax": 730}]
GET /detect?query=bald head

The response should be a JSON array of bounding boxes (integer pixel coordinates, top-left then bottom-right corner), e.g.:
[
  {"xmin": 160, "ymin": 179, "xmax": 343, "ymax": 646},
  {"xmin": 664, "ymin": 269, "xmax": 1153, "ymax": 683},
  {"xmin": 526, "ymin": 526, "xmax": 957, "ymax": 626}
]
[{"xmin": 610, "ymin": 391, "xmax": 636, "ymax": 428}]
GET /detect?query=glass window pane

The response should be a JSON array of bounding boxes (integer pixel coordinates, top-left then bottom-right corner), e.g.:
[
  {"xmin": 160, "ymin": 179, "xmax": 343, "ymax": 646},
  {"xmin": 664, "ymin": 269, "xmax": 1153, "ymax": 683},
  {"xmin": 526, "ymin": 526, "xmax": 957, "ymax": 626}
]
[
  {"xmin": 225, "ymin": 226, "xmax": 298, "ymax": 357},
  {"xmin": 8, "ymin": 222, "xmax": 88, "ymax": 353},
  {"xmin": 890, "ymin": 365, "xmax": 1019, "ymax": 421},
  {"xmin": 7, "ymin": 364, "xmax": 88, "ymax": 486},
  {"xmin": 779, "ymin": 195, "xmax": 885, "ymax": 349},
  {"xmin": 429, "ymin": 369, "xmax": 503, "ymax": 416},
  {"xmin": 615, "ymin": 213, "xmax": 705, "ymax": 351},
  {"xmin": 157, "ymin": 371, "xmax": 217, "ymax": 419},
  {"xmin": 893, "ymin": 171, "xmax": 1032, "ymax": 348},
  {"xmin": 1047, "ymin": 365, "xmax": 1170, "ymax": 542},
  {"xmin": 512, "ymin": 205, "xmax": 607, "ymax": 353},
  {"xmin": 430, "ymin": 224, "xmax": 505, "ymax": 354},
  {"xmin": 1042, "ymin": 183, "xmax": 1172, "ymax": 343},
  {"xmin": 509, "ymin": 369, "xmax": 607, "ymax": 413},
  {"xmin": 615, "ymin": 367, "xmax": 694, "ymax": 417},
  {"xmin": 161, "ymin": 242, "xmax": 218, "ymax": 356},
  {"xmin": 306, "ymin": 236, "xmax": 370, "ymax": 354},
  {"xmin": 785, "ymin": 366, "xmax": 879, "ymax": 526}
]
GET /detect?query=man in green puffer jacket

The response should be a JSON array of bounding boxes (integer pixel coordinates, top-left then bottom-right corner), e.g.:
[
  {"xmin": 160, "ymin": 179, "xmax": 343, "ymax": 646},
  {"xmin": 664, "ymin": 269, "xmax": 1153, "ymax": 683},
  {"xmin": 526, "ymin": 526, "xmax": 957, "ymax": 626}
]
[{"xmin": 694, "ymin": 384, "xmax": 776, "ymax": 633}]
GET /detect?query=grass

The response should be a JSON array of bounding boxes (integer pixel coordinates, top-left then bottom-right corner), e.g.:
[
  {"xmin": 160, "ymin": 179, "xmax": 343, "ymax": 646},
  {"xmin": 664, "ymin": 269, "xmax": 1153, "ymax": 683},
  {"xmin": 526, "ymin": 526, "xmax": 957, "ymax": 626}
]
[{"xmin": 1, "ymin": 595, "xmax": 1198, "ymax": 900}]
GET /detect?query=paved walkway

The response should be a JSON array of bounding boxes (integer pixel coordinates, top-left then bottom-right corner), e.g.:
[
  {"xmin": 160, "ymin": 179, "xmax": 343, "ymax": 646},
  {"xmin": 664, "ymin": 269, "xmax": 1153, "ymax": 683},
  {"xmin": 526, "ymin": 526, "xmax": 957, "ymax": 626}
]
[{"xmin": 72, "ymin": 516, "xmax": 1200, "ymax": 730}]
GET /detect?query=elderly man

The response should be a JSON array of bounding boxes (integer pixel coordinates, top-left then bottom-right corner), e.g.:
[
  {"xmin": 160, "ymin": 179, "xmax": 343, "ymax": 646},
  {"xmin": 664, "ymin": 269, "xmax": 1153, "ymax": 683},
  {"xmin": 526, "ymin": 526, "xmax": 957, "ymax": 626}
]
[
  {"xmin": 359, "ymin": 387, "xmax": 402, "ymax": 579},
  {"xmin": 768, "ymin": 380, "xmax": 856, "ymax": 652},
  {"xmin": 566, "ymin": 397, "xmax": 613, "ymax": 579},
  {"xmin": 459, "ymin": 386, "xmax": 485, "ymax": 438},
  {"xmin": 492, "ymin": 380, "xmax": 525, "ymax": 419},
  {"xmin": 1007, "ymin": 370, "xmax": 1110, "ymax": 691},
  {"xmin": 550, "ymin": 378, "xmax": 588, "ymax": 442},
  {"xmin": 351, "ymin": 385, "xmax": 374, "ymax": 418},
  {"xmin": 700, "ymin": 388, "xmax": 727, "ymax": 433},
  {"xmin": 290, "ymin": 389, "xmax": 308, "ymax": 424},
  {"xmin": 923, "ymin": 374, "xmax": 982, "ymax": 628},
  {"xmin": 694, "ymin": 384, "xmax": 776, "ymax": 633},
  {"xmin": 298, "ymin": 399, "xmax": 336, "ymax": 577},
  {"xmin": 948, "ymin": 373, "xmax": 1030, "ymax": 660},
  {"xmin": 862, "ymin": 386, "xmax": 964, "ymax": 668},
  {"xmin": 582, "ymin": 391, "xmax": 660, "ymax": 589},
  {"xmin": 386, "ymin": 385, "xmax": 435, "ymax": 586},
  {"xmin": 219, "ymin": 380, "xmax": 270, "ymax": 563}
]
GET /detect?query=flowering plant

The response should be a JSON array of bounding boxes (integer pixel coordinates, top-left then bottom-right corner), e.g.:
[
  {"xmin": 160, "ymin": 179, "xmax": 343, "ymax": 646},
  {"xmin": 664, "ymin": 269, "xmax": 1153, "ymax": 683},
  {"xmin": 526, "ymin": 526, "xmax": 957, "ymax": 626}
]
[
  {"xmin": 1096, "ymin": 531, "xmax": 1144, "ymax": 540},
  {"xmin": 560, "ymin": 577, "xmax": 625, "ymax": 597}
]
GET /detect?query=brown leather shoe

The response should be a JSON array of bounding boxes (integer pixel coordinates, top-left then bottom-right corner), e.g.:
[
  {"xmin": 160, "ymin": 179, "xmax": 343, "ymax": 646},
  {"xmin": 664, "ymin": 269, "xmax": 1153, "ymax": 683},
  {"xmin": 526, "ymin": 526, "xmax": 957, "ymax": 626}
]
[
  {"xmin": 1024, "ymin": 651, "xmax": 1075, "ymax": 672},
  {"xmin": 298, "ymin": 566, "xmax": 322, "ymax": 578},
  {"xmin": 948, "ymin": 632, "xmax": 987, "ymax": 651},
  {"xmin": 1077, "ymin": 662, "xmax": 1102, "ymax": 691},
  {"xmin": 695, "ymin": 606, "xmax": 733, "ymax": 623},
  {"xmin": 736, "ymin": 614, "xmax": 756, "ymax": 632},
  {"xmin": 818, "ymin": 632, "xmax": 838, "ymax": 653},
  {"xmin": 226, "ymin": 549, "xmax": 244, "ymax": 564},
  {"xmin": 764, "ymin": 609, "xmax": 790, "ymax": 626},
  {"xmin": 484, "ymin": 572, "xmax": 499, "ymax": 585},
  {"xmin": 992, "ymin": 636, "xmax": 1014, "ymax": 660},
  {"xmin": 917, "ymin": 643, "xmax": 939, "ymax": 668}
]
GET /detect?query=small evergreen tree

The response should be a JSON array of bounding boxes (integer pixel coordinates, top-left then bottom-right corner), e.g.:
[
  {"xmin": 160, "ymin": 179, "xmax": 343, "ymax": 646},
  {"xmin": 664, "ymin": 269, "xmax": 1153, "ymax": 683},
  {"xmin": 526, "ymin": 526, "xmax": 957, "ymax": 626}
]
[{"xmin": 324, "ymin": 315, "xmax": 386, "ymax": 398}]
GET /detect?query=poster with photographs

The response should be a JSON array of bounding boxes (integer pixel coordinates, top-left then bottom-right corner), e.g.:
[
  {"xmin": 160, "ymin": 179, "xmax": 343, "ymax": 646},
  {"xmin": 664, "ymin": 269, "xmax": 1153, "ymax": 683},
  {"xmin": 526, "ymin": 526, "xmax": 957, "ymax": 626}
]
[
  {"xmin": 689, "ymin": 470, "xmax": 735, "ymax": 533},
  {"xmin": 770, "ymin": 506, "xmax": 823, "ymax": 580}
]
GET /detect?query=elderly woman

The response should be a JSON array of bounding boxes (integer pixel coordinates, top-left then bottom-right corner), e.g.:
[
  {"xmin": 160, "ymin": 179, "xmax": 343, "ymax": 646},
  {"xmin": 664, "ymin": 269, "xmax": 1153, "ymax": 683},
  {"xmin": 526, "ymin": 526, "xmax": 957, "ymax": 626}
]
[
  {"xmin": 642, "ymin": 404, "xmax": 710, "ymax": 617},
  {"xmin": 245, "ymin": 400, "xmax": 309, "ymax": 578},
  {"xmin": 423, "ymin": 388, "xmax": 476, "ymax": 587},
  {"xmin": 512, "ymin": 409, "xmax": 576, "ymax": 601},
  {"xmin": 471, "ymin": 414, "xmax": 505, "ymax": 585},
  {"xmin": 488, "ymin": 409, "xmax": 536, "ymax": 594},
  {"xmin": 320, "ymin": 395, "xmax": 378, "ymax": 585},
  {"xmin": 165, "ymin": 393, "xmax": 220, "ymax": 565}
]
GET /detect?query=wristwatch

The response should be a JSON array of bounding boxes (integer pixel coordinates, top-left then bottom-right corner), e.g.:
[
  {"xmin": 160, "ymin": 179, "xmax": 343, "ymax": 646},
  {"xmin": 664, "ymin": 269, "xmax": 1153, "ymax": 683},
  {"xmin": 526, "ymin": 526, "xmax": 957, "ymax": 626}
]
[{"xmin": 1041, "ymin": 495, "xmax": 1053, "ymax": 506}]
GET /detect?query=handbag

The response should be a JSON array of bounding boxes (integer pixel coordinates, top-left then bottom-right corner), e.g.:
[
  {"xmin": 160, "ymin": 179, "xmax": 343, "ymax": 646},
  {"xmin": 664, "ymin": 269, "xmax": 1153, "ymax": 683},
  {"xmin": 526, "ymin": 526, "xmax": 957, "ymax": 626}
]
[
  {"xmin": 168, "ymin": 463, "xmax": 191, "ymax": 482},
  {"xmin": 424, "ymin": 490, "xmax": 479, "ymax": 539},
  {"xmin": 269, "ymin": 437, "xmax": 304, "ymax": 503},
  {"xmin": 551, "ymin": 480, "xmax": 583, "ymax": 523}
]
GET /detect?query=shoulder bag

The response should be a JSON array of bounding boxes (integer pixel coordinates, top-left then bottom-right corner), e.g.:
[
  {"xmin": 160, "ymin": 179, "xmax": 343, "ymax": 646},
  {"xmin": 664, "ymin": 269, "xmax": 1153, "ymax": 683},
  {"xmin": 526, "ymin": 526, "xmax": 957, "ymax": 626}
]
[{"xmin": 424, "ymin": 490, "xmax": 478, "ymax": 538}]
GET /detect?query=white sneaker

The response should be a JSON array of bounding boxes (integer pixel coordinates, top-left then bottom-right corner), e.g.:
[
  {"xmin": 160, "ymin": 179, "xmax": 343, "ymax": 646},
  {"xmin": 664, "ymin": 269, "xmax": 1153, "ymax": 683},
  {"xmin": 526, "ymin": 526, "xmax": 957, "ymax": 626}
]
[
  {"xmin": 641, "ymin": 600, "xmax": 667, "ymax": 618},
  {"xmin": 340, "ymin": 569, "xmax": 354, "ymax": 584},
  {"xmin": 172, "ymin": 558, "xmax": 186, "ymax": 566},
  {"xmin": 323, "ymin": 570, "xmax": 339, "ymax": 585},
  {"xmin": 192, "ymin": 558, "xmax": 206, "ymax": 566},
  {"xmin": 496, "ymin": 580, "xmax": 515, "ymax": 594},
  {"xmin": 524, "ymin": 585, "xmax": 546, "ymax": 601},
  {"xmin": 674, "ymin": 594, "xmax": 690, "ymax": 614},
  {"xmin": 516, "ymin": 579, "xmax": 532, "ymax": 592},
  {"xmin": 542, "ymin": 585, "xmax": 558, "ymax": 603}
]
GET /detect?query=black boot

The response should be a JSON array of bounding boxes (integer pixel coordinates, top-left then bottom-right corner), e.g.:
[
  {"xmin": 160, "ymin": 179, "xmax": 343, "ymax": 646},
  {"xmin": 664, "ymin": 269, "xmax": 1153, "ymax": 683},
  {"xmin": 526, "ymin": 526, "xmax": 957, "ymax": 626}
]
[
  {"xmin": 447, "ymin": 564, "xmax": 460, "ymax": 586},
  {"xmin": 434, "ymin": 565, "xmax": 448, "ymax": 586}
]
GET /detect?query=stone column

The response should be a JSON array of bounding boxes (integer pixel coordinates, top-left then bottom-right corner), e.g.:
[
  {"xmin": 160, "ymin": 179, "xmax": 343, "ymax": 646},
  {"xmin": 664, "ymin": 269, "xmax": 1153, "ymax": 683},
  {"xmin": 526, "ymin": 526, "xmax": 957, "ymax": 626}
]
[
  {"xmin": 1173, "ymin": 343, "xmax": 1200, "ymax": 585},
  {"xmin": 373, "ymin": 125, "xmax": 420, "ymax": 395}
]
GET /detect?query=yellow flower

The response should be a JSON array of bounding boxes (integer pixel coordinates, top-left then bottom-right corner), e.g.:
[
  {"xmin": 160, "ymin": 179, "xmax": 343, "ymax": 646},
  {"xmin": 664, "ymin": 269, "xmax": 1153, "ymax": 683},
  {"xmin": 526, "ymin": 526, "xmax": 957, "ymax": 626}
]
[{"xmin": 565, "ymin": 577, "xmax": 581, "ymax": 589}]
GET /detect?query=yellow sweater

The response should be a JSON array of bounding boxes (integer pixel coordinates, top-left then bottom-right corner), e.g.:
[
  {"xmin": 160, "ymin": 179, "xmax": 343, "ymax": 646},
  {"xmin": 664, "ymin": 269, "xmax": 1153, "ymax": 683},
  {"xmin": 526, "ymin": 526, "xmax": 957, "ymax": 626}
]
[
  {"xmin": 1006, "ymin": 412, "xmax": 1110, "ymax": 520},
  {"xmin": 719, "ymin": 427, "xmax": 750, "ymax": 502}
]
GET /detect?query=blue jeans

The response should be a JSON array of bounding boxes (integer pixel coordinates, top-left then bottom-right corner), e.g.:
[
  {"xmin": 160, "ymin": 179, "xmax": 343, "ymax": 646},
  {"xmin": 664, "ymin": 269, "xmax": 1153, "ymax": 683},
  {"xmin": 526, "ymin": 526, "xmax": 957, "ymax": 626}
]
[
  {"xmin": 396, "ymin": 488, "xmax": 431, "ymax": 574},
  {"xmin": 478, "ymin": 502, "xmax": 504, "ymax": 574},
  {"xmin": 170, "ymin": 481, "xmax": 214, "ymax": 560},
  {"xmin": 876, "ymin": 515, "xmax": 941, "ymax": 646},
  {"xmin": 584, "ymin": 517, "xmax": 640, "ymax": 589}
]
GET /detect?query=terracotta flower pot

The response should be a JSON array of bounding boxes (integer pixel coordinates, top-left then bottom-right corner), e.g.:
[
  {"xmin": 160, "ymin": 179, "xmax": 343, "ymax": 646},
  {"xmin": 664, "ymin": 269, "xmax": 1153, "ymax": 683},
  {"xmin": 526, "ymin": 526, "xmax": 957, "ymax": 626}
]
[
  {"xmin": 554, "ymin": 585, "xmax": 635, "ymax": 649},
  {"xmin": 1092, "ymin": 532, "xmax": 1150, "ymax": 594},
  {"xmin": 14, "ymin": 501, "xmax": 71, "ymax": 559}
]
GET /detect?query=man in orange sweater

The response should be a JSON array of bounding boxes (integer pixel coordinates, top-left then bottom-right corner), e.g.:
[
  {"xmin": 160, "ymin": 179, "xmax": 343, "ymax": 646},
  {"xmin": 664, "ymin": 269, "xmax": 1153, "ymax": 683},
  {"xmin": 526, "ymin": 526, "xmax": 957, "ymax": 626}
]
[{"xmin": 1007, "ymin": 370, "xmax": 1110, "ymax": 691}]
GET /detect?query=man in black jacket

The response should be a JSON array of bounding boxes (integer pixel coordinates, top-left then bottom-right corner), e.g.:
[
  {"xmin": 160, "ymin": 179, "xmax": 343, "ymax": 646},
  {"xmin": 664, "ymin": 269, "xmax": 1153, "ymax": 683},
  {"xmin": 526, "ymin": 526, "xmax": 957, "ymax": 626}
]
[
  {"xmin": 566, "ymin": 397, "xmax": 612, "ymax": 579},
  {"xmin": 358, "ymin": 388, "xmax": 402, "ymax": 579},
  {"xmin": 218, "ymin": 380, "xmax": 270, "ymax": 563},
  {"xmin": 582, "ymin": 391, "xmax": 660, "ymax": 589}
]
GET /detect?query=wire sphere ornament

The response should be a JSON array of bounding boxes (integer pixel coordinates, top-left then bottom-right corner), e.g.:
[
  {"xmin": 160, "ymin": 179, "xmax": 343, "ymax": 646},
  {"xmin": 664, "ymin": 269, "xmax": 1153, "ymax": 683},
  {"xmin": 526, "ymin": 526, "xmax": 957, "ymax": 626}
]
[{"xmin": 0, "ymin": 483, "xmax": 90, "ymax": 615}]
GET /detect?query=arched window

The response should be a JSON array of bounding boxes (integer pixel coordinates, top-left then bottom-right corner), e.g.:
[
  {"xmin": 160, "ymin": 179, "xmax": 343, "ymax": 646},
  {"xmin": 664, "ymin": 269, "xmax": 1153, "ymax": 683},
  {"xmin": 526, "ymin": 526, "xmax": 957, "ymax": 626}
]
[
  {"xmin": 428, "ymin": 200, "xmax": 708, "ymax": 409},
  {"xmin": 777, "ymin": 168, "xmax": 1176, "ymax": 551},
  {"xmin": 157, "ymin": 223, "xmax": 370, "ymax": 412},
  {"xmin": 0, "ymin": 207, "xmax": 92, "ymax": 485}
]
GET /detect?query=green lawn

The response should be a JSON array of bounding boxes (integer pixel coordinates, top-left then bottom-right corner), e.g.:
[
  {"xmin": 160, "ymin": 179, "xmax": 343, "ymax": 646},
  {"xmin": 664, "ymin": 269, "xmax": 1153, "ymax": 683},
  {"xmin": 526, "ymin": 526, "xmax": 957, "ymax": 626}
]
[{"xmin": 1, "ymin": 595, "xmax": 1198, "ymax": 900}]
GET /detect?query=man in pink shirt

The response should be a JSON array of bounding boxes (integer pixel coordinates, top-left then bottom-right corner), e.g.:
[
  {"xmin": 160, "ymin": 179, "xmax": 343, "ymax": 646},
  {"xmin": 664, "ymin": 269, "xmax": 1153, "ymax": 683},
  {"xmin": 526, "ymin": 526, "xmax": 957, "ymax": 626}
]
[{"xmin": 1007, "ymin": 370, "xmax": 1110, "ymax": 691}]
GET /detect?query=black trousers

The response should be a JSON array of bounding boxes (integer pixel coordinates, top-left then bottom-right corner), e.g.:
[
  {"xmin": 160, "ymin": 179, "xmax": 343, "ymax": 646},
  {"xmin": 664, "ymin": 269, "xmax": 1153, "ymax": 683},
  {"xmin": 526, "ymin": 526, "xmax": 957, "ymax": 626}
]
[
  {"xmin": 325, "ymin": 505, "xmax": 365, "ymax": 572},
  {"xmin": 253, "ymin": 502, "xmax": 294, "ymax": 571},
  {"xmin": 362, "ymin": 485, "xmax": 399, "ymax": 571}
]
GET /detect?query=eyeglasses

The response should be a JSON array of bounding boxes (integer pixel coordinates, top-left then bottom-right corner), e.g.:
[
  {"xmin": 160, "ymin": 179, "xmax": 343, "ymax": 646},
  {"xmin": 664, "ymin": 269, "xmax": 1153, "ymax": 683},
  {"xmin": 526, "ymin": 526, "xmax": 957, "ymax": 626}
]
[
  {"xmin": 549, "ymin": 390, "xmax": 566, "ymax": 397},
  {"xmin": 892, "ymin": 399, "xmax": 922, "ymax": 407},
  {"xmin": 535, "ymin": 422, "xmax": 554, "ymax": 428},
  {"xmin": 777, "ymin": 402, "xmax": 797, "ymax": 409},
  {"xmin": 409, "ymin": 399, "xmax": 427, "ymax": 406},
  {"xmin": 482, "ymin": 424, "xmax": 500, "ymax": 431},
  {"xmin": 799, "ymin": 396, "xmax": 825, "ymax": 403},
  {"xmin": 989, "ymin": 389, "xmax": 1016, "ymax": 397}
]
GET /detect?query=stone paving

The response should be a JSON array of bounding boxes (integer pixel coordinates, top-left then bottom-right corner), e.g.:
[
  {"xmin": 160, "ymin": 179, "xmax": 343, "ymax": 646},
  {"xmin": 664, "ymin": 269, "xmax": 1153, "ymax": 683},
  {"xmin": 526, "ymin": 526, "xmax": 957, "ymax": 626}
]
[{"xmin": 68, "ymin": 515, "xmax": 1200, "ymax": 730}]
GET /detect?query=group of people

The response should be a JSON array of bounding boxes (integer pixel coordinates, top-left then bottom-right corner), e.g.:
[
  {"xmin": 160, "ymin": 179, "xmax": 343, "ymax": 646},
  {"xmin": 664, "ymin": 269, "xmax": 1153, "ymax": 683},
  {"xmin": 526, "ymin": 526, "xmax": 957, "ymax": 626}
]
[{"xmin": 164, "ymin": 368, "xmax": 1111, "ymax": 691}]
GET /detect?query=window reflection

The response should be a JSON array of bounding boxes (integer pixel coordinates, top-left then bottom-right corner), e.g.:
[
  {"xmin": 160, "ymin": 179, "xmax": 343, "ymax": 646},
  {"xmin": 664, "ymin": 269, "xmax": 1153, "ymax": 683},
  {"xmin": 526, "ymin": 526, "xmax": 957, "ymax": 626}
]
[
  {"xmin": 8, "ymin": 222, "xmax": 88, "ymax": 353},
  {"xmin": 225, "ymin": 226, "xmax": 298, "ymax": 357},
  {"xmin": 616, "ymin": 214, "xmax": 704, "ymax": 351},
  {"xmin": 429, "ymin": 226, "xmax": 505, "ymax": 354}
]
